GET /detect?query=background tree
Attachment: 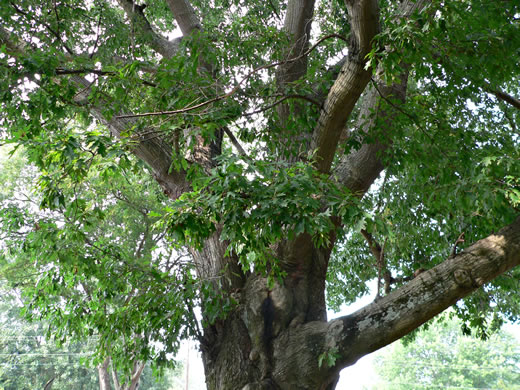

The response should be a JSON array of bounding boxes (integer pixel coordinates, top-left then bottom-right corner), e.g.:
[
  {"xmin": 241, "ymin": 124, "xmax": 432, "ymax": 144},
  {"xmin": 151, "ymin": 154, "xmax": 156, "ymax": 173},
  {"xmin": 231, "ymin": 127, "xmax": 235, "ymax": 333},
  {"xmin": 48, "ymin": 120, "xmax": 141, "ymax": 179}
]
[
  {"xmin": 0, "ymin": 0, "xmax": 519, "ymax": 389},
  {"xmin": 0, "ymin": 286, "xmax": 180, "ymax": 390},
  {"xmin": 371, "ymin": 316, "xmax": 520, "ymax": 390},
  {"xmin": 0, "ymin": 290, "xmax": 98, "ymax": 390},
  {"xmin": 0, "ymin": 147, "xmax": 182, "ymax": 389}
]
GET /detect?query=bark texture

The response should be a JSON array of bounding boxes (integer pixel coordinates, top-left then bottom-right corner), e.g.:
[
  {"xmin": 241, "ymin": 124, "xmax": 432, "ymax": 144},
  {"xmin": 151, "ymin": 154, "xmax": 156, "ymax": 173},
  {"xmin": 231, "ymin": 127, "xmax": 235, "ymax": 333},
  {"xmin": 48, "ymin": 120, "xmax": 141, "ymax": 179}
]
[
  {"xmin": 2, "ymin": 1, "xmax": 519, "ymax": 390},
  {"xmin": 199, "ymin": 217, "xmax": 520, "ymax": 389}
]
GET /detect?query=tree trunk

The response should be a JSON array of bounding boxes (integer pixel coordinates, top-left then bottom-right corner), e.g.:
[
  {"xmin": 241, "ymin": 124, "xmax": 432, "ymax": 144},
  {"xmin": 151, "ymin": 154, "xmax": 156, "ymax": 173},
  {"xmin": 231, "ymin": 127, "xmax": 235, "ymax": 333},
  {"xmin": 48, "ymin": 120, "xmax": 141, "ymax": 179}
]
[
  {"xmin": 198, "ymin": 216, "xmax": 520, "ymax": 390},
  {"xmin": 98, "ymin": 359, "xmax": 112, "ymax": 390},
  {"xmin": 201, "ymin": 273, "xmax": 337, "ymax": 390}
]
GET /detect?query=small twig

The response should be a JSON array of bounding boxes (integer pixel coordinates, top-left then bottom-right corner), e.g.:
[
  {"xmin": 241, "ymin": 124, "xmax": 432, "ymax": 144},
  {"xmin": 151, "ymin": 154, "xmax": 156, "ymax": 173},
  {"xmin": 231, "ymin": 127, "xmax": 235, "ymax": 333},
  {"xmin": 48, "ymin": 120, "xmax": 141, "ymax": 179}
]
[
  {"xmin": 267, "ymin": 0, "xmax": 281, "ymax": 21},
  {"xmin": 9, "ymin": 1, "xmax": 75, "ymax": 55},
  {"xmin": 53, "ymin": 0, "xmax": 60, "ymax": 36},
  {"xmin": 223, "ymin": 127, "xmax": 247, "ymax": 156},
  {"xmin": 450, "ymin": 232, "xmax": 465, "ymax": 257},
  {"xmin": 360, "ymin": 228, "xmax": 383, "ymax": 262},
  {"xmin": 115, "ymin": 33, "xmax": 348, "ymax": 119},
  {"xmin": 361, "ymin": 228, "xmax": 388, "ymax": 297},
  {"xmin": 371, "ymin": 78, "xmax": 453, "ymax": 161},
  {"xmin": 43, "ymin": 376, "xmax": 56, "ymax": 390},
  {"xmin": 89, "ymin": 6, "xmax": 103, "ymax": 59},
  {"xmin": 55, "ymin": 67, "xmax": 157, "ymax": 87},
  {"xmin": 377, "ymin": 240, "xmax": 387, "ymax": 296}
]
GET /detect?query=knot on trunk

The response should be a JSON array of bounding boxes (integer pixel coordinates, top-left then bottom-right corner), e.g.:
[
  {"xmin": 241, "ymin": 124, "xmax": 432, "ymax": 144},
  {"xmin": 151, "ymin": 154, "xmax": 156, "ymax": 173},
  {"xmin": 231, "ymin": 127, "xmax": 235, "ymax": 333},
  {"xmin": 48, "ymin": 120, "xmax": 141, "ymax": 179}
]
[{"xmin": 453, "ymin": 268, "xmax": 474, "ymax": 288}]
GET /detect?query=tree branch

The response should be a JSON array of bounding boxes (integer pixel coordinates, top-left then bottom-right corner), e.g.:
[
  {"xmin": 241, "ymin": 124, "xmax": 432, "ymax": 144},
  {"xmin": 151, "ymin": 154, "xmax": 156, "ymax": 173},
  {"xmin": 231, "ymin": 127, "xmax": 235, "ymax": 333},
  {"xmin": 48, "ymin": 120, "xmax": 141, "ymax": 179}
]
[
  {"xmin": 360, "ymin": 228, "xmax": 382, "ymax": 261},
  {"xmin": 333, "ymin": 0, "xmax": 431, "ymax": 196},
  {"xmin": 277, "ymin": 0, "xmax": 316, "ymax": 85},
  {"xmin": 310, "ymin": 0, "xmax": 380, "ymax": 174},
  {"xmin": 334, "ymin": 215, "xmax": 520, "ymax": 368},
  {"xmin": 115, "ymin": 34, "xmax": 346, "ymax": 119},
  {"xmin": 116, "ymin": 0, "xmax": 181, "ymax": 58},
  {"xmin": 272, "ymin": 216, "xmax": 520, "ymax": 387},
  {"xmin": 9, "ymin": 1, "xmax": 75, "ymax": 55},
  {"xmin": 0, "ymin": 26, "xmax": 189, "ymax": 199},
  {"xmin": 487, "ymin": 85, "xmax": 520, "ymax": 111},
  {"xmin": 164, "ymin": 0, "xmax": 202, "ymax": 36},
  {"xmin": 223, "ymin": 127, "xmax": 247, "ymax": 157},
  {"xmin": 0, "ymin": 25, "xmax": 32, "ymax": 56},
  {"xmin": 55, "ymin": 67, "xmax": 157, "ymax": 87}
]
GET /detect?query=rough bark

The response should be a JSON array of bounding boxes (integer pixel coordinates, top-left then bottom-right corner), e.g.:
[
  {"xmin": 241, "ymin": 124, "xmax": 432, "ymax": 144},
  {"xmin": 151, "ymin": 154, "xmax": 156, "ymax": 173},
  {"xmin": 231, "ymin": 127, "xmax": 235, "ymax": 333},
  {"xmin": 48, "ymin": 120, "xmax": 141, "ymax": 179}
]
[
  {"xmin": 3, "ymin": 1, "xmax": 519, "ymax": 390},
  {"xmin": 274, "ymin": 0, "xmax": 316, "ymax": 158},
  {"xmin": 198, "ymin": 216, "xmax": 520, "ymax": 390},
  {"xmin": 311, "ymin": 0, "xmax": 380, "ymax": 174},
  {"xmin": 69, "ymin": 75, "xmax": 190, "ymax": 199},
  {"xmin": 116, "ymin": 0, "xmax": 180, "ymax": 58},
  {"xmin": 165, "ymin": 0, "xmax": 202, "ymax": 35}
]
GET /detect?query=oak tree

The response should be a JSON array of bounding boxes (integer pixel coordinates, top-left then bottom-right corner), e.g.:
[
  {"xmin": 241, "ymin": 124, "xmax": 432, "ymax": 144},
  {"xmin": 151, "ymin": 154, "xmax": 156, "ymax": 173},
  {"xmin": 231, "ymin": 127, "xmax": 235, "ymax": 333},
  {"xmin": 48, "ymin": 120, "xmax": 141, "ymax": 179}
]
[{"xmin": 1, "ymin": 1, "xmax": 520, "ymax": 389}]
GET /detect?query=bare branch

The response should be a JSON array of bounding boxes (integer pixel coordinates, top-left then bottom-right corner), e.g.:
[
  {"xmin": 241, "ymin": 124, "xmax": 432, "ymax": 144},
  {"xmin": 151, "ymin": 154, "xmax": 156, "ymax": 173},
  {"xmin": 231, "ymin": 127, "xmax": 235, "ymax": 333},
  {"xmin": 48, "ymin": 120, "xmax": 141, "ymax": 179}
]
[
  {"xmin": 360, "ymin": 228, "xmax": 383, "ymax": 261},
  {"xmin": 487, "ymin": 85, "xmax": 520, "ymax": 110},
  {"xmin": 55, "ymin": 67, "xmax": 157, "ymax": 87},
  {"xmin": 223, "ymin": 127, "xmax": 247, "ymax": 157}
]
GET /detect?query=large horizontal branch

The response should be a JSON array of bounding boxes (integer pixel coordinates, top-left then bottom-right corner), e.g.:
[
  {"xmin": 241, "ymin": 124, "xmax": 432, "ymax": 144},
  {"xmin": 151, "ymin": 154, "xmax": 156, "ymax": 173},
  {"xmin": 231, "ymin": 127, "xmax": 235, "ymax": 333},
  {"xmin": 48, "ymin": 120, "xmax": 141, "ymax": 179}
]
[
  {"xmin": 271, "ymin": 215, "xmax": 520, "ymax": 388},
  {"xmin": 333, "ymin": 215, "xmax": 520, "ymax": 368}
]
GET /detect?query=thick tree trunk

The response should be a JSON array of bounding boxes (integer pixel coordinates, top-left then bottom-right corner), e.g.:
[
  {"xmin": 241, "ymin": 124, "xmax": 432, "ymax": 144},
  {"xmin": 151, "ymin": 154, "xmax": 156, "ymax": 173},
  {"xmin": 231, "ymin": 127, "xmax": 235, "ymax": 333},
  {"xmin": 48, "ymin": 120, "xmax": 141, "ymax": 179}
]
[
  {"xmin": 201, "ymin": 272, "xmax": 337, "ymax": 390},
  {"xmin": 198, "ymin": 216, "xmax": 520, "ymax": 390}
]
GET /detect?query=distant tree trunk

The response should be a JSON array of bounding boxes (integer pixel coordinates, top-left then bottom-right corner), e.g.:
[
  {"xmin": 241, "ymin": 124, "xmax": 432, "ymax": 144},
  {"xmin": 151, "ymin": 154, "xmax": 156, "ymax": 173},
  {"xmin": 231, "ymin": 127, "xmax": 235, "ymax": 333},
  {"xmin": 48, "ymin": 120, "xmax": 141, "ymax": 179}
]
[
  {"xmin": 98, "ymin": 359, "xmax": 112, "ymax": 390},
  {"xmin": 97, "ymin": 358, "xmax": 145, "ymax": 390}
]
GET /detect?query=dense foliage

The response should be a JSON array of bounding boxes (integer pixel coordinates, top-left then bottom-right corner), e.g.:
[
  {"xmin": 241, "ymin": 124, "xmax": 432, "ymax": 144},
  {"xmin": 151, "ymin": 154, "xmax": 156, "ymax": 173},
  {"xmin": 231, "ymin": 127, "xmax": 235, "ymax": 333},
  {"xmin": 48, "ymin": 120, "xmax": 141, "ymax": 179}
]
[
  {"xmin": 0, "ymin": 0, "xmax": 519, "ymax": 387},
  {"xmin": 0, "ymin": 146, "xmax": 189, "ymax": 379},
  {"xmin": 0, "ymin": 286, "xmax": 178, "ymax": 390}
]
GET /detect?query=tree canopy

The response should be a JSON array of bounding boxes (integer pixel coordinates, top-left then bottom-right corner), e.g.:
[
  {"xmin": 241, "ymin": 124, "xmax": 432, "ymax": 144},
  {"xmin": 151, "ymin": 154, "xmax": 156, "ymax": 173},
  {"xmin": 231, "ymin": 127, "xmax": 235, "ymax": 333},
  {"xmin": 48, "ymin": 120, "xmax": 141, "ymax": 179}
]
[{"xmin": 0, "ymin": 0, "xmax": 519, "ymax": 389}]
